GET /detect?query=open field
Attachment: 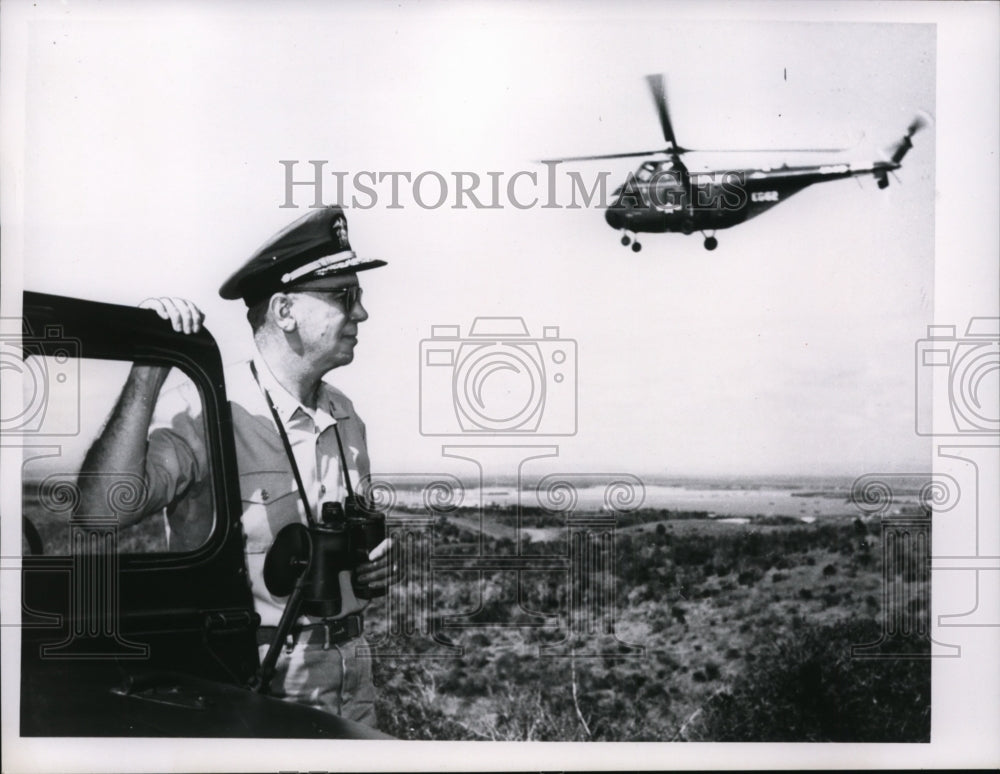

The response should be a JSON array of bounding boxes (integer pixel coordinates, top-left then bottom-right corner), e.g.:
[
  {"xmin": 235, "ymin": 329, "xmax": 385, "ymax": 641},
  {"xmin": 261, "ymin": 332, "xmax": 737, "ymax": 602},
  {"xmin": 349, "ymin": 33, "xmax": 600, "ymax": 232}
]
[{"xmin": 367, "ymin": 505, "xmax": 931, "ymax": 741}]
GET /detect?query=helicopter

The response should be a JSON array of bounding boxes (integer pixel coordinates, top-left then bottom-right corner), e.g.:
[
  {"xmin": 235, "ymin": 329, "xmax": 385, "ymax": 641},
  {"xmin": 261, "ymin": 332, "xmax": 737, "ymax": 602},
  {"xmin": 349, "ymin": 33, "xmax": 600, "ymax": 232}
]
[{"xmin": 543, "ymin": 75, "xmax": 929, "ymax": 251}]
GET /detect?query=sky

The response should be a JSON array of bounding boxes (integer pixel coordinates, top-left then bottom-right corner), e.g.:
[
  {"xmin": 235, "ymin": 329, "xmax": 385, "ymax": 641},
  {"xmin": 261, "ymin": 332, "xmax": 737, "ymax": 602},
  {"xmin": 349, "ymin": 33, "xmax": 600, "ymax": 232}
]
[{"xmin": 0, "ymin": 3, "xmax": 954, "ymax": 480}]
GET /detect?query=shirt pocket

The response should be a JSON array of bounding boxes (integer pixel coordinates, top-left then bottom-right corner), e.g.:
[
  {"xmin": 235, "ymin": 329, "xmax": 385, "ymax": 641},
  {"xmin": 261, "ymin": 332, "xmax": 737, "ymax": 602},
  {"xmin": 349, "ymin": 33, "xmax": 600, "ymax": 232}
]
[{"xmin": 239, "ymin": 470, "xmax": 301, "ymax": 554}]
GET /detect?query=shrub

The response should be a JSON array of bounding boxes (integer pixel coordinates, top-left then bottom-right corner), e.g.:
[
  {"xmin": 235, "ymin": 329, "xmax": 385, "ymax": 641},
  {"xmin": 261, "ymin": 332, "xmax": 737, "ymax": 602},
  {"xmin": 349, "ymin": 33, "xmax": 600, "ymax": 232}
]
[
  {"xmin": 373, "ymin": 660, "xmax": 479, "ymax": 740},
  {"xmin": 692, "ymin": 619, "xmax": 930, "ymax": 742},
  {"xmin": 738, "ymin": 568, "xmax": 763, "ymax": 586}
]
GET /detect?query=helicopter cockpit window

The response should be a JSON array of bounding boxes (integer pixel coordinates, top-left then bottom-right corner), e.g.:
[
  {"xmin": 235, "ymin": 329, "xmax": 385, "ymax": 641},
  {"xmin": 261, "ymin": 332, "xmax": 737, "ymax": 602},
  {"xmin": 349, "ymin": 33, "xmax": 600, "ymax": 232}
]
[
  {"xmin": 20, "ymin": 356, "xmax": 216, "ymax": 556},
  {"xmin": 635, "ymin": 161, "xmax": 658, "ymax": 182}
]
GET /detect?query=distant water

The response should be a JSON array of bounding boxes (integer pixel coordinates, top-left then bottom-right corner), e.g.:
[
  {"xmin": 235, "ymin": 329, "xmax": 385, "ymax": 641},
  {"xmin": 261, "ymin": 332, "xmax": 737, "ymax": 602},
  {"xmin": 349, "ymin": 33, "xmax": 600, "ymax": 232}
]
[{"xmin": 379, "ymin": 482, "xmax": 922, "ymax": 519}]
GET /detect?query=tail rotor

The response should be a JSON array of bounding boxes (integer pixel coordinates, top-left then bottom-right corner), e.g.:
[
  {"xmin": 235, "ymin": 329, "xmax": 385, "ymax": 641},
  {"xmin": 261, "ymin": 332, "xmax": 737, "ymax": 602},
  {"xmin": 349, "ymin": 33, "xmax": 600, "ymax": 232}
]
[{"xmin": 888, "ymin": 110, "xmax": 932, "ymax": 164}]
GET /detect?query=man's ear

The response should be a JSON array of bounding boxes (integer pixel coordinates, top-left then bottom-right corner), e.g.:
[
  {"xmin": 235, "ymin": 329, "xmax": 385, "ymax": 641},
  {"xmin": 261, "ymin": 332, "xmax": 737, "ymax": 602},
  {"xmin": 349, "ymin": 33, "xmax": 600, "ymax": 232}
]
[{"xmin": 268, "ymin": 293, "xmax": 296, "ymax": 332}]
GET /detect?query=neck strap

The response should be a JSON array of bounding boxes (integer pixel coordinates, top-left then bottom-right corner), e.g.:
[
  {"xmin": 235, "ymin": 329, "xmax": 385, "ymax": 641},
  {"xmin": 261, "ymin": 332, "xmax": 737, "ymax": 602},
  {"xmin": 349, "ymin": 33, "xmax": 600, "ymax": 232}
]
[
  {"xmin": 331, "ymin": 420, "xmax": 357, "ymax": 501},
  {"xmin": 250, "ymin": 361, "xmax": 317, "ymax": 526},
  {"xmin": 250, "ymin": 360, "xmax": 364, "ymax": 526},
  {"xmin": 249, "ymin": 361, "xmax": 359, "ymax": 524}
]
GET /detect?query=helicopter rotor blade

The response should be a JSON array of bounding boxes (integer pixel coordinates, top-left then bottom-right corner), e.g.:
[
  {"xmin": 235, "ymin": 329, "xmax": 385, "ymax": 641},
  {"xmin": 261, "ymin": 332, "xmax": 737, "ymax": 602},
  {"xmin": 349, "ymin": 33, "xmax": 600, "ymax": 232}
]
[
  {"xmin": 645, "ymin": 74, "xmax": 680, "ymax": 148},
  {"xmin": 675, "ymin": 146, "xmax": 848, "ymax": 154},
  {"xmin": 539, "ymin": 149, "xmax": 667, "ymax": 163}
]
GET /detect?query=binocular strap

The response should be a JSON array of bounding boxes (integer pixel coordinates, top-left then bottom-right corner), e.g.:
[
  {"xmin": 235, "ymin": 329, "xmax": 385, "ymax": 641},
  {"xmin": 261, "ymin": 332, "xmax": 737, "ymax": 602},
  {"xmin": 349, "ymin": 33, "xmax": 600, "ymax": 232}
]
[{"xmin": 249, "ymin": 361, "xmax": 359, "ymax": 526}]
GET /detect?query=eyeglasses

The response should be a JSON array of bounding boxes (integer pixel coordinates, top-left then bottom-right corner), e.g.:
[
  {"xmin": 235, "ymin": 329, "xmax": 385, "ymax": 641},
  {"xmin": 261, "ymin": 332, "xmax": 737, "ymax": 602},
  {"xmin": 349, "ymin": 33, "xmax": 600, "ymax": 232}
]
[{"xmin": 297, "ymin": 285, "xmax": 363, "ymax": 309}]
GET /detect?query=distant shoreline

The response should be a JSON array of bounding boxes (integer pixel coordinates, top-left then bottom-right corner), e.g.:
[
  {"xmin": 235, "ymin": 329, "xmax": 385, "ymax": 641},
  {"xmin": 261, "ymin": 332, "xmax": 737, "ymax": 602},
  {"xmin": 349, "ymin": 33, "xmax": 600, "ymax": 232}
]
[{"xmin": 23, "ymin": 473, "xmax": 931, "ymax": 522}]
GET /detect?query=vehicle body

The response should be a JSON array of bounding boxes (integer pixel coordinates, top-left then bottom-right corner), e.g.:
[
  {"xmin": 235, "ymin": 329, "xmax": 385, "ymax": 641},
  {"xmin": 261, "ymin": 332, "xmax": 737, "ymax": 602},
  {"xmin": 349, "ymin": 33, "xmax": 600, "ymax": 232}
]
[{"xmin": 17, "ymin": 291, "xmax": 390, "ymax": 739}]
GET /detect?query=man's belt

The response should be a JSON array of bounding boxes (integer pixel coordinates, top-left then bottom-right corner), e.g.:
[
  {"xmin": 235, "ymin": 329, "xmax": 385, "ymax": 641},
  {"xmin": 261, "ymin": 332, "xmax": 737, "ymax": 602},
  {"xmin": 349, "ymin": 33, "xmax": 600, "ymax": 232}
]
[{"xmin": 256, "ymin": 614, "xmax": 363, "ymax": 650}]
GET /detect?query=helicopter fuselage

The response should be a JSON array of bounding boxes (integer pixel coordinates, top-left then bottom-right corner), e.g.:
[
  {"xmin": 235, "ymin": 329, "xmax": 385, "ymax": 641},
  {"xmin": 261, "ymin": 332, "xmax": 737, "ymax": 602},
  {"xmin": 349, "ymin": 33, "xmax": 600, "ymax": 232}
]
[
  {"xmin": 605, "ymin": 157, "xmax": 899, "ymax": 236},
  {"xmin": 543, "ymin": 74, "xmax": 926, "ymax": 250}
]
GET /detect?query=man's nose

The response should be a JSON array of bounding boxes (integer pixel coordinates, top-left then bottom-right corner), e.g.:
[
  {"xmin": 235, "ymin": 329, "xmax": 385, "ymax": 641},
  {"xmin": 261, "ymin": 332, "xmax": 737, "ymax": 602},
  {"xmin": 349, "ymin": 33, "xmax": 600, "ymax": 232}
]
[{"xmin": 351, "ymin": 299, "xmax": 369, "ymax": 322}]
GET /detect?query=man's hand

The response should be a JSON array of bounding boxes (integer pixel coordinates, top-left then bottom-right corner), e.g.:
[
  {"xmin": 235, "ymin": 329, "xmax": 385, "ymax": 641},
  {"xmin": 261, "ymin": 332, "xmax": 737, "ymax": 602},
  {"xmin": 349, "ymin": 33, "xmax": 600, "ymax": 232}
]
[
  {"xmin": 355, "ymin": 538, "xmax": 400, "ymax": 588},
  {"xmin": 140, "ymin": 297, "xmax": 205, "ymax": 334}
]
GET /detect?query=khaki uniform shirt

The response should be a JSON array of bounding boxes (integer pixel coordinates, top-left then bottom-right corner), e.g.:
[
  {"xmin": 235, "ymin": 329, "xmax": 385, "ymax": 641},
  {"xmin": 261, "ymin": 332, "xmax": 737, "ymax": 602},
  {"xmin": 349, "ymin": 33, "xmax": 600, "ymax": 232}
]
[{"xmin": 145, "ymin": 354, "xmax": 372, "ymax": 626}]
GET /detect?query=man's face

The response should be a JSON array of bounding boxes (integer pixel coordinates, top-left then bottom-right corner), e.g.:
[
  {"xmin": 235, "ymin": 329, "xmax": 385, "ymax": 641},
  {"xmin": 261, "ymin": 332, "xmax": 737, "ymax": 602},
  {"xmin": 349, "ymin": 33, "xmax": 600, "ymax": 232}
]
[{"xmin": 286, "ymin": 273, "xmax": 369, "ymax": 371}]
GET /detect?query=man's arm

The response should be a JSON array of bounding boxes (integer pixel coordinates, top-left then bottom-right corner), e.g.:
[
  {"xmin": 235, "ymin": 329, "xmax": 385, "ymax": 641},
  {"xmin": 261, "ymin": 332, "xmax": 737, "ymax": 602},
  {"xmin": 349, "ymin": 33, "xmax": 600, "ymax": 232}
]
[
  {"xmin": 77, "ymin": 365, "xmax": 171, "ymax": 524},
  {"xmin": 75, "ymin": 298, "xmax": 204, "ymax": 524}
]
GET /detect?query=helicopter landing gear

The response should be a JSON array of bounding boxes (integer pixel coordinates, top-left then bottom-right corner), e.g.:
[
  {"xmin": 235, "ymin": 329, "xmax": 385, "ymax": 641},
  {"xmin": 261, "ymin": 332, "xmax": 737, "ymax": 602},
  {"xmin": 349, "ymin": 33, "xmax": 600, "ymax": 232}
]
[
  {"xmin": 620, "ymin": 230, "xmax": 641, "ymax": 251},
  {"xmin": 702, "ymin": 232, "xmax": 718, "ymax": 251}
]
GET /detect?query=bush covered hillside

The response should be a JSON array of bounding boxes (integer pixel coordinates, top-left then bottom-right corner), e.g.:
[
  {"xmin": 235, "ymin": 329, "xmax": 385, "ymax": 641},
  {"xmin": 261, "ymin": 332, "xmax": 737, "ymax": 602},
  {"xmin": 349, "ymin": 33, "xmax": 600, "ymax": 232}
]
[{"xmin": 366, "ymin": 506, "xmax": 930, "ymax": 741}]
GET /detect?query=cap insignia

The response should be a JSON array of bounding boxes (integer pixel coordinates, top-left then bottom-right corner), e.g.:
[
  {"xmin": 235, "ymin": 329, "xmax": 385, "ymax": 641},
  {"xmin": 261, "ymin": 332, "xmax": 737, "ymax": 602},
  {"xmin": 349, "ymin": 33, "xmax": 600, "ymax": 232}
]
[{"xmin": 331, "ymin": 216, "xmax": 349, "ymax": 249}]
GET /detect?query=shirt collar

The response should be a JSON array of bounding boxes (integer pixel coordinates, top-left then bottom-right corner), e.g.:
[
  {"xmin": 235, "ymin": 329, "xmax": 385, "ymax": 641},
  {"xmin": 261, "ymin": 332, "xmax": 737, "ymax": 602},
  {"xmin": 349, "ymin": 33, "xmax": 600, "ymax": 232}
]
[{"xmin": 250, "ymin": 350, "xmax": 349, "ymax": 425}]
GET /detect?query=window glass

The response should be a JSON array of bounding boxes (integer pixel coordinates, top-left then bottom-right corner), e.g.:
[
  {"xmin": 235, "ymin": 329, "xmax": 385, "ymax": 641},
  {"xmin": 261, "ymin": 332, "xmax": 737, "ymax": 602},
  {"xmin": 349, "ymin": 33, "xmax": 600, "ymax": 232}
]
[{"xmin": 21, "ymin": 357, "xmax": 215, "ymax": 555}]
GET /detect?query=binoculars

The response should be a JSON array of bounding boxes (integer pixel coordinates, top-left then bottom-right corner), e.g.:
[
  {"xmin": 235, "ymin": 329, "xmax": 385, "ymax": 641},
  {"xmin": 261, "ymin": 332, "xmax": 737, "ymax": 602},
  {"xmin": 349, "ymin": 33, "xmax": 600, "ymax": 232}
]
[
  {"xmin": 263, "ymin": 495, "xmax": 388, "ymax": 620},
  {"xmin": 301, "ymin": 496, "xmax": 387, "ymax": 618}
]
